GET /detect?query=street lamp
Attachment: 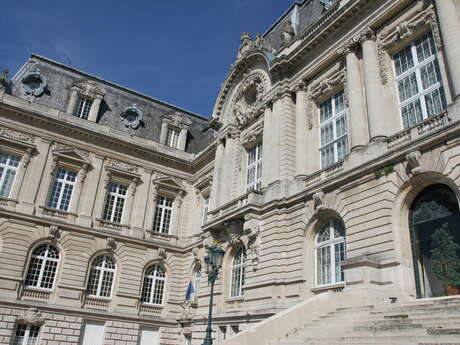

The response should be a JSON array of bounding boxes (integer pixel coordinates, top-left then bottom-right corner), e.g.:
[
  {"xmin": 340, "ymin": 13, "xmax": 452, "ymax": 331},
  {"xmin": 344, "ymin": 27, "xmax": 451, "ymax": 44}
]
[{"xmin": 203, "ymin": 245, "xmax": 225, "ymax": 345}]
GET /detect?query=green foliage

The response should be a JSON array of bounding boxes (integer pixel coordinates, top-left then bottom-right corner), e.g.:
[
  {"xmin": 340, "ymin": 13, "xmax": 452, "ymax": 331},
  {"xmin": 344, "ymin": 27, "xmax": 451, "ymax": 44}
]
[{"xmin": 430, "ymin": 223, "xmax": 460, "ymax": 285}]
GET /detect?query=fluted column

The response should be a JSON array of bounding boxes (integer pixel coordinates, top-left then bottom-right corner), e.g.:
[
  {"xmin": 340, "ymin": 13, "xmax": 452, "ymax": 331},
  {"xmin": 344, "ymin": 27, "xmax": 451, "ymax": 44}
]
[
  {"xmin": 294, "ymin": 84, "xmax": 308, "ymax": 177},
  {"xmin": 340, "ymin": 46, "xmax": 368, "ymax": 150},
  {"xmin": 435, "ymin": 0, "xmax": 460, "ymax": 101},
  {"xmin": 261, "ymin": 102, "xmax": 272, "ymax": 187},
  {"xmin": 361, "ymin": 30, "xmax": 390, "ymax": 140},
  {"xmin": 209, "ymin": 140, "xmax": 225, "ymax": 210}
]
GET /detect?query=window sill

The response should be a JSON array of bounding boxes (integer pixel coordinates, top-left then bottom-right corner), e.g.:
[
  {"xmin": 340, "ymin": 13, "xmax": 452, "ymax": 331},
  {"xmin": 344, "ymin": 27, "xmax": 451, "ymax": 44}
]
[
  {"xmin": 226, "ymin": 296, "xmax": 245, "ymax": 303},
  {"xmin": 139, "ymin": 303, "xmax": 163, "ymax": 316},
  {"xmin": 22, "ymin": 287, "xmax": 52, "ymax": 301},
  {"xmin": 311, "ymin": 282, "xmax": 345, "ymax": 294},
  {"xmin": 39, "ymin": 206, "xmax": 77, "ymax": 221},
  {"xmin": 0, "ymin": 196, "xmax": 18, "ymax": 208},
  {"xmin": 84, "ymin": 295, "xmax": 111, "ymax": 309},
  {"xmin": 96, "ymin": 218, "xmax": 129, "ymax": 231}
]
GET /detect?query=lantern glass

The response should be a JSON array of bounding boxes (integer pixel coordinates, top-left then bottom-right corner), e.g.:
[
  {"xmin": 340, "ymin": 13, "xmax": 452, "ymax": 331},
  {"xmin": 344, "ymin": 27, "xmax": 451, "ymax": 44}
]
[
  {"xmin": 204, "ymin": 255, "xmax": 211, "ymax": 274},
  {"xmin": 212, "ymin": 247, "xmax": 225, "ymax": 269}
]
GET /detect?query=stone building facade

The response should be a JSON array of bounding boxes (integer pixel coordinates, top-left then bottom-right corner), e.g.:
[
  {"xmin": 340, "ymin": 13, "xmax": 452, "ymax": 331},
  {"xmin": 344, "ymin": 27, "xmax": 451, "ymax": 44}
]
[{"xmin": 1, "ymin": 0, "xmax": 460, "ymax": 344}]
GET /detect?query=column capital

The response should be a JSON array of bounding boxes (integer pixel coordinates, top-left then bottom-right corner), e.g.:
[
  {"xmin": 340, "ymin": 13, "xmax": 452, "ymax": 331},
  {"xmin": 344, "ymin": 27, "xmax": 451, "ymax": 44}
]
[{"xmin": 291, "ymin": 81, "xmax": 308, "ymax": 93}]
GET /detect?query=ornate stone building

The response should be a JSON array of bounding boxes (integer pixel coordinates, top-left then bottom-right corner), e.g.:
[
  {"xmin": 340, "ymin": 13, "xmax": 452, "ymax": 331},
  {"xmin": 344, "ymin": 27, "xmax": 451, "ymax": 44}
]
[{"xmin": 1, "ymin": 0, "xmax": 460, "ymax": 344}]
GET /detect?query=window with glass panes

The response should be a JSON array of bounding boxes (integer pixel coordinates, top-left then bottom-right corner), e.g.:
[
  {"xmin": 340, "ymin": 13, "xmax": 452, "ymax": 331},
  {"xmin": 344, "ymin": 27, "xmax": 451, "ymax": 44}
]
[
  {"xmin": 102, "ymin": 183, "xmax": 127, "ymax": 223},
  {"xmin": 12, "ymin": 324, "xmax": 40, "ymax": 345},
  {"xmin": 141, "ymin": 264, "xmax": 166, "ymax": 305},
  {"xmin": 319, "ymin": 91, "xmax": 347, "ymax": 169},
  {"xmin": 25, "ymin": 243, "xmax": 60, "ymax": 290},
  {"xmin": 153, "ymin": 196, "xmax": 173, "ymax": 234},
  {"xmin": 316, "ymin": 220, "xmax": 346, "ymax": 286},
  {"xmin": 74, "ymin": 97, "xmax": 93, "ymax": 120},
  {"xmin": 202, "ymin": 197, "xmax": 209, "ymax": 225},
  {"xmin": 47, "ymin": 168, "xmax": 77, "ymax": 211},
  {"xmin": 394, "ymin": 32, "xmax": 447, "ymax": 129},
  {"xmin": 193, "ymin": 268, "xmax": 201, "ymax": 300},
  {"xmin": 166, "ymin": 127, "xmax": 180, "ymax": 148},
  {"xmin": 86, "ymin": 255, "xmax": 115, "ymax": 298},
  {"xmin": 247, "ymin": 143, "xmax": 262, "ymax": 191},
  {"xmin": 0, "ymin": 153, "xmax": 20, "ymax": 197},
  {"xmin": 230, "ymin": 248, "xmax": 246, "ymax": 297}
]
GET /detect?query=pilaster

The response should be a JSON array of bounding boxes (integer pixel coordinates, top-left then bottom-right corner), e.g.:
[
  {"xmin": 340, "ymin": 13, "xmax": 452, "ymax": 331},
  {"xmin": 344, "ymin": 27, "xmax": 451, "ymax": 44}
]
[
  {"xmin": 261, "ymin": 103, "xmax": 273, "ymax": 188},
  {"xmin": 294, "ymin": 84, "xmax": 308, "ymax": 177},
  {"xmin": 210, "ymin": 141, "xmax": 224, "ymax": 210}
]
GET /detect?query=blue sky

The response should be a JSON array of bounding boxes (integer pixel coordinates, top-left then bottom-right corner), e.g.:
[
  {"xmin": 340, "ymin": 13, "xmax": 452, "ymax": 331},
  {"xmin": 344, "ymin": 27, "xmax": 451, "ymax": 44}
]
[{"xmin": 3, "ymin": 0, "xmax": 296, "ymax": 117}]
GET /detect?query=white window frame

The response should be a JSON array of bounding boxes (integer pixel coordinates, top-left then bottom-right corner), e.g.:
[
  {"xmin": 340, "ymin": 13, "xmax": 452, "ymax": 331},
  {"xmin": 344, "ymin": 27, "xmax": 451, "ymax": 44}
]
[
  {"xmin": 12, "ymin": 324, "xmax": 41, "ymax": 345},
  {"xmin": 102, "ymin": 183, "xmax": 127, "ymax": 224},
  {"xmin": 153, "ymin": 196, "xmax": 173, "ymax": 234},
  {"xmin": 230, "ymin": 248, "xmax": 246, "ymax": 297},
  {"xmin": 0, "ymin": 152, "xmax": 20, "ymax": 198},
  {"xmin": 247, "ymin": 143, "xmax": 262, "ymax": 192},
  {"xmin": 47, "ymin": 168, "xmax": 77, "ymax": 211},
  {"xmin": 393, "ymin": 32, "xmax": 447, "ymax": 129},
  {"xmin": 87, "ymin": 255, "xmax": 116, "ymax": 298},
  {"xmin": 202, "ymin": 196, "xmax": 209, "ymax": 226},
  {"xmin": 315, "ymin": 220, "xmax": 346, "ymax": 287},
  {"xmin": 166, "ymin": 127, "xmax": 180, "ymax": 149},
  {"xmin": 319, "ymin": 91, "xmax": 347, "ymax": 169},
  {"xmin": 141, "ymin": 264, "xmax": 166, "ymax": 305},
  {"xmin": 25, "ymin": 243, "xmax": 60, "ymax": 290},
  {"xmin": 74, "ymin": 97, "xmax": 93, "ymax": 120}
]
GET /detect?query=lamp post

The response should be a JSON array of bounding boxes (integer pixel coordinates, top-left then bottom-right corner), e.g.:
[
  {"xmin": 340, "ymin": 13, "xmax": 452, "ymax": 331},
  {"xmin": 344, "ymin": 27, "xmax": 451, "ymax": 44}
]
[{"xmin": 203, "ymin": 245, "xmax": 225, "ymax": 345}]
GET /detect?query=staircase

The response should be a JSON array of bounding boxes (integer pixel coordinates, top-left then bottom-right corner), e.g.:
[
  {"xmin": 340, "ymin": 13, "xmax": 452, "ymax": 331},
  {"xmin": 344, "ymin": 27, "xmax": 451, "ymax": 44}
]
[{"xmin": 278, "ymin": 297, "xmax": 460, "ymax": 345}]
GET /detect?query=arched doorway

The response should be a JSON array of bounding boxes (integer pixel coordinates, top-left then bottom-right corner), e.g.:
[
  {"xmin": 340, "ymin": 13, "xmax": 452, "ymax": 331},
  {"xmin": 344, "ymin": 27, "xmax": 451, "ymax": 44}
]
[{"xmin": 409, "ymin": 184, "xmax": 460, "ymax": 298}]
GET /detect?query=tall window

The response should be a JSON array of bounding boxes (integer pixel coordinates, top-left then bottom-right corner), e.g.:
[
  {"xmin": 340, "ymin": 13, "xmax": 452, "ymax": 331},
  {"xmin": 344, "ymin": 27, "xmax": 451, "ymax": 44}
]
[
  {"xmin": 153, "ymin": 196, "xmax": 173, "ymax": 234},
  {"xmin": 202, "ymin": 197, "xmax": 209, "ymax": 225},
  {"xmin": 141, "ymin": 264, "xmax": 166, "ymax": 305},
  {"xmin": 230, "ymin": 248, "xmax": 246, "ymax": 297},
  {"xmin": 193, "ymin": 268, "xmax": 201, "ymax": 300},
  {"xmin": 25, "ymin": 243, "xmax": 60, "ymax": 290},
  {"xmin": 166, "ymin": 127, "xmax": 180, "ymax": 148},
  {"xmin": 247, "ymin": 143, "xmax": 262, "ymax": 192},
  {"xmin": 394, "ymin": 32, "xmax": 447, "ymax": 128},
  {"xmin": 74, "ymin": 97, "xmax": 93, "ymax": 120},
  {"xmin": 87, "ymin": 255, "xmax": 116, "ymax": 298},
  {"xmin": 0, "ymin": 153, "xmax": 20, "ymax": 197},
  {"xmin": 316, "ymin": 220, "xmax": 346, "ymax": 286},
  {"xmin": 319, "ymin": 91, "xmax": 347, "ymax": 169},
  {"xmin": 12, "ymin": 324, "xmax": 40, "ymax": 345},
  {"xmin": 102, "ymin": 183, "xmax": 127, "ymax": 223},
  {"xmin": 47, "ymin": 168, "xmax": 77, "ymax": 211}
]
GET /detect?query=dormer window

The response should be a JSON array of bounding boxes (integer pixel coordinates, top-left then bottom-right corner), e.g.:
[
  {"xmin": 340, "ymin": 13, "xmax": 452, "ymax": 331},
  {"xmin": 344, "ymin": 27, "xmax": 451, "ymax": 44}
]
[
  {"xmin": 166, "ymin": 127, "xmax": 180, "ymax": 148},
  {"xmin": 160, "ymin": 112, "xmax": 192, "ymax": 151},
  {"xmin": 74, "ymin": 97, "xmax": 93, "ymax": 120}
]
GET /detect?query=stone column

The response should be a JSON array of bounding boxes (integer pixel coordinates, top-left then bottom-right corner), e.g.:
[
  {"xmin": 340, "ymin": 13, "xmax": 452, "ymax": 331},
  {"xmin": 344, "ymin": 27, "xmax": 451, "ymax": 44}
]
[
  {"xmin": 87, "ymin": 96, "xmax": 102, "ymax": 122},
  {"xmin": 209, "ymin": 140, "xmax": 225, "ymax": 210},
  {"xmin": 261, "ymin": 103, "xmax": 272, "ymax": 187},
  {"xmin": 341, "ymin": 46, "xmax": 368, "ymax": 150},
  {"xmin": 275, "ymin": 92, "xmax": 296, "ymax": 180},
  {"xmin": 435, "ymin": 0, "xmax": 460, "ymax": 101},
  {"xmin": 170, "ymin": 191, "xmax": 184, "ymax": 236},
  {"xmin": 294, "ymin": 84, "xmax": 308, "ymax": 177},
  {"xmin": 269, "ymin": 97, "xmax": 282, "ymax": 184},
  {"xmin": 221, "ymin": 133, "xmax": 236, "ymax": 204},
  {"xmin": 361, "ymin": 30, "xmax": 389, "ymax": 140}
]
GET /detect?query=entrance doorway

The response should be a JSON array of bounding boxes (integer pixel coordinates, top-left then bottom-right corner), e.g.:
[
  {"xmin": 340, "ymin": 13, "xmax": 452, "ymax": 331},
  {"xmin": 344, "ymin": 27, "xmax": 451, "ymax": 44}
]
[{"xmin": 410, "ymin": 184, "xmax": 460, "ymax": 298}]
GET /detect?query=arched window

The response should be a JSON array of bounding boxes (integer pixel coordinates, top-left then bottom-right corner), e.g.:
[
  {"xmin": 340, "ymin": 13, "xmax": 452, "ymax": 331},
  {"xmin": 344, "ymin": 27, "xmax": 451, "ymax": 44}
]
[
  {"xmin": 25, "ymin": 243, "xmax": 60, "ymax": 289},
  {"xmin": 230, "ymin": 248, "xmax": 246, "ymax": 297},
  {"xmin": 141, "ymin": 265, "xmax": 166, "ymax": 305},
  {"xmin": 316, "ymin": 220, "xmax": 346, "ymax": 286},
  {"xmin": 86, "ymin": 255, "xmax": 115, "ymax": 298},
  {"xmin": 193, "ymin": 268, "xmax": 201, "ymax": 300}
]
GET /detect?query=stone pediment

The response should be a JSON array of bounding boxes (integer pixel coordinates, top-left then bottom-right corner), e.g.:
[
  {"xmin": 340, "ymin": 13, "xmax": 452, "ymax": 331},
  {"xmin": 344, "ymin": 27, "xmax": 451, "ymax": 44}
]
[
  {"xmin": 52, "ymin": 148, "xmax": 90, "ymax": 165},
  {"xmin": 153, "ymin": 175, "xmax": 184, "ymax": 191}
]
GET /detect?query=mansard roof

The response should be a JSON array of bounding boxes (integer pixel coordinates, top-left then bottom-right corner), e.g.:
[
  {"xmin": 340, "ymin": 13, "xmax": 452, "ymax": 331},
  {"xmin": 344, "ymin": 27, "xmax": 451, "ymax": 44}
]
[{"xmin": 11, "ymin": 54, "xmax": 214, "ymax": 154}]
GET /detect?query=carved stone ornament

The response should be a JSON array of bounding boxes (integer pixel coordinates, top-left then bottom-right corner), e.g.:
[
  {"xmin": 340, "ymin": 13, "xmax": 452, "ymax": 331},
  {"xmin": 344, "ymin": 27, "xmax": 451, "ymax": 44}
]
[
  {"xmin": 180, "ymin": 300, "xmax": 195, "ymax": 320},
  {"xmin": 49, "ymin": 225, "xmax": 60, "ymax": 239},
  {"xmin": 106, "ymin": 237, "xmax": 117, "ymax": 250},
  {"xmin": 22, "ymin": 148, "xmax": 33, "ymax": 169},
  {"xmin": 240, "ymin": 121, "xmax": 263, "ymax": 148},
  {"xmin": 17, "ymin": 308, "xmax": 45, "ymax": 326},
  {"xmin": 162, "ymin": 111, "xmax": 192, "ymax": 130},
  {"xmin": 320, "ymin": 0, "xmax": 335, "ymax": 10},
  {"xmin": 233, "ymin": 73, "xmax": 267, "ymax": 128},
  {"xmin": 21, "ymin": 67, "xmax": 47, "ymax": 98},
  {"xmin": 159, "ymin": 248, "xmax": 168, "ymax": 261},
  {"xmin": 72, "ymin": 79, "xmax": 105, "ymax": 99},
  {"xmin": 237, "ymin": 33, "xmax": 274, "ymax": 60},
  {"xmin": 0, "ymin": 126, "xmax": 34, "ymax": 143},
  {"xmin": 281, "ymin": 19, "xmax": 295, "ymax": 46},
  {"xmin": 121, "ymin": 104, "xmax": 144, "ymax": 129},
  {"xmin": 406, "ymin": 150, "xmax": 422, "ymax": 175},
  {"xmin": 105, "ymin": 158, "xmax": 138, "ymax": 173},
  {"xmin": 243, "ymin": 216, "xmax": 261, "ymax": 271},
  {"xmin": 310, "ymin": 69, "xmax": 346, "ymax": 101},
  {"xmin": 128, "ymin": 177, "xmax": 140, "ymax": 196},
  {"xmin": 0, "ymin": 68, "xmax": 8, "ymax": 91},
  {"xmin": 313, "ymin": 191, "xmax": 325, "ymax": 210}
]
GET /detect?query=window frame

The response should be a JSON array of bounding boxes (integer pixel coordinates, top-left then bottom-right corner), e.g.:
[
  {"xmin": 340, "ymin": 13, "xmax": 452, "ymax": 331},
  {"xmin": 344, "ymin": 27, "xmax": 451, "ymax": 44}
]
[
  {"xmin": 0, "ymin": 152, "xmax": 20, "ymax": 198},
  {"xmin": 230, "ymin": 247, "xmax": 247, "ymax": 298},
  {"xmin": 102, "ymin": 182, "xmax": 128, "ymax": 224},
  {"xmin": 319, "ymin": 90, "xmax": 348, "ymax": 169},
  {"xmin": 393, "ymin": 32, "xmax": 447, "ymax": 129},
  {"xmin": 246, "ymin": 143, "xmax": 262, "ymax": 192},
  {"xmin": 202, "ymin": 196, "xmax": 209, "ymax": 226},
  {"xmin": 47, "ymin": 167, "xmax": 77, "ymax": 212},
  {"xmin": 86, "ymin": 254, "xmax": 116, "ymax": 299},
  {"xmin": 24, "ymin": 243, "xmax": 60, "ymax": 291},
  {"xmin": 11, "ymin": 324, "xmax": 41, "ymax": 345},
  {"xmin": 315, "ymin": 220, "xmax": 346, "ymax": 287},
  {"xmin": 166, "ymin": 127, "xmax": 180, "ymax": 149},
  {"xmin": 192, "ymin": 267, "xmax": 201, "ymax": 301},
  {"xmin": 74, "ymin": 96, "xmax": 93, "ymax": 120},
  {"xmin": 153, "ymin": 195, "xmax": 174, "ymax": 234},
  {"xmin": 141, "ymin": 264, "xmax": 166, "ymax": 305}
]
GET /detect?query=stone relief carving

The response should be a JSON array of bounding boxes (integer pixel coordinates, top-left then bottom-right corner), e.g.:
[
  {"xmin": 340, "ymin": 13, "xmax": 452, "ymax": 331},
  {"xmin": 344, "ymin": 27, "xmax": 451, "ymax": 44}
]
[
  {"xmin": 313, "ymin": 191, "xmax": 325, "ymax": 211},
  {"xmin": 243, "ymin": 216, "xmax": 261, "ymax": 271},
  {"xmin": 0, "ymin": 69, "xmax": 8, "ymax": 91},
  {"xmin": 180, "ymin": 301, "xmax": 195, "ymax": 319},
  {"xmin": 22, "ymin": 66, "xmax": 47, "ymax": 99},
  {"xmin": 105, "ymin": 158, "xmax": 138, "ymax": 173},
  {"xmin": 240, "ymin": 121, "xmax": 263, "ymax": 148},
  {"xmin": 128, "ymin": 177, "xmax": 140, "ymax": 196},
  {"xmin": 49, "ymin": 225, "xmax": 61, "ymax": 239},
  {"xmin": 17, "ymin": 308, "xmax": 45, "ymax": 325},
  {"xmin": 72, "ymin": 79, "xmax": 105, "ymax": 99},
  {"xmin": 159, "ymin": 247, "xmax": 168, "ymax": 261},
  {"xmin": 121, "ymin": 104, "xmax": 144, "ymax": 129},
  {"xmin": 309, "ymin": 69, "xmax": 346, "ymax": 101},
  {"xmin": 0, "ymin": 126, "xmax": 34, "ymax": 143},
  {"xmin": 281, "ymin": 19, "xmax": 296, "ymax": 46},
  {"xmin": 161, "ymin": 111, "xmax": 192, "ymax": 130},
  {"xmin": 406, "ymin": 150, "xmax": 422, "ymax": 175},
  {"xmin": 237, "ymin": 33, "xmax": 274, "ymax": 60}
]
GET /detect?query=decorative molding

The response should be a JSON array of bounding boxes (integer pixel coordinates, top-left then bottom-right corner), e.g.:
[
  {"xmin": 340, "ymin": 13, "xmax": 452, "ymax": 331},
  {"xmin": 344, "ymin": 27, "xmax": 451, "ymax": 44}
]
[
  {"xmin": 120, "ymin": 103, "xmax": 144, "ymax": 130},
  {"xmin": 22, "ymin": 148, "xmax": 33, "ymax": 168},
  {"xmin": 21, "ymin": 65, "xmax": 47, "ymax": 99},
  {"xmin": 237, "ymin": 33, "xmax": 274, "ymax": 60},
  {"xmin": 105, "ymin": 158, "xmax": 138, "ymax": 173},
  {"xmin": 106, "ymin": 237, "xmax": 117, "ymax": 250},
  {"xmin": 128, "ymin": 177, "xmax": 140, "ymax": 196},
  {"xmin": 313, "ymin": 191, "xmax": 325, "ymax": 210},
  {"xmin": 161, "ymin": 111, "xmax": 192, "ymax": 130},
  {"xmin": 17, "ymin": 308, "xmax": 45, "ymax": 326},
  {"xmin": 72, "ymin": 79, "xmax": 105, "ymax": 99},
  {"xmin": 243, "ymin": 215, "xmax": 261, "ymax": 271},
  {"xmin": 159, "ymin": 248, "xmax": 168, "ymax": 262},
  {"xmin": 240, "ymin": 121, "xmax": 263, "ymax": 148},
  {"xmin": 0, "ymin": 126, "xmax": 34, "ymax": 143},
  {"xmin": 49, "ymin": 225, "xmax": 60, "ymax": 239},
  {"xmin": 406, "ymin": 150, "xmax": 422, "ymax": 175},
  {"xmin": 309, "ymin": 69, "xmax": 346, "ymax": 101}
]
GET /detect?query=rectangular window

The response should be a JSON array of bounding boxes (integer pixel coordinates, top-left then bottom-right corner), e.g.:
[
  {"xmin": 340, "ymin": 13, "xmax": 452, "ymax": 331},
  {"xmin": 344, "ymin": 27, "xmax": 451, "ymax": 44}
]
[
  {"xmin": 0, "ymin": 153, "xmax": 20, "ymax": 197},
  {"xmin": 12, "ymin": 324, "xmax": 40, "ymax": 345},
  {"xmin": 74, "ymin": 97, "xmax": 93, "ymax": 120},
  {"xmin": 153, "ymin": 196, "xmax": 173, "ymax": 234},
  {"xmin": 394, "ymin": 32, "xmax": 447, "ymax": 129},
  {"xmin": 247, "ymin": 143, "xmax": 262, "ymax": 192},
  {"xmin": 81, "ymin": 321, "xmax": 105, "ymax": 345},
  {"xmin": 166, "ymin": 127, "xmax": 180, "ymax": 148},
  {"xmin": 102, "ymin": 183, "xmax": 127, "ymax": 223},
  {"xmin": 319, "ymin": 91, "xmax": 347, "ymax": 169},
  {"xmin": 139, "ymin": 327, "xmax": 160, "ymax": 345},
  {"xmin": 47, "ymin": 168, "xmax": 77, "ymax": 211},
  {"xmin": 202, "ymin": 196, "xmax": 209, "ymax": 225}
]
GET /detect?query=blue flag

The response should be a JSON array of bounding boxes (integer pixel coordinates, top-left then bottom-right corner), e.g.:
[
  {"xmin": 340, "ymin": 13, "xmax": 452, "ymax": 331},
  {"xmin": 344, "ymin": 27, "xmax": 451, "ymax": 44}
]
[{"xmin": 185, "ymin": 281, "xmax": 195, "ymax": 301}]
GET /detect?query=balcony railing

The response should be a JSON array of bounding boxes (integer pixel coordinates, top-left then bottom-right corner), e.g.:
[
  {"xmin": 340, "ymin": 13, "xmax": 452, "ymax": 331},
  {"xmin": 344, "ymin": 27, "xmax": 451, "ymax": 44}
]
[
  {"xmin": 84, "ymin": 295, "xmax": 111, "ymax": 310},
  {"xmin": 22, "ymin": 287, "xmax": 51, "ymax": 301},
  {"xmin": 139, "ymin": 303, "xmax": 163, "ymax": 316}
]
